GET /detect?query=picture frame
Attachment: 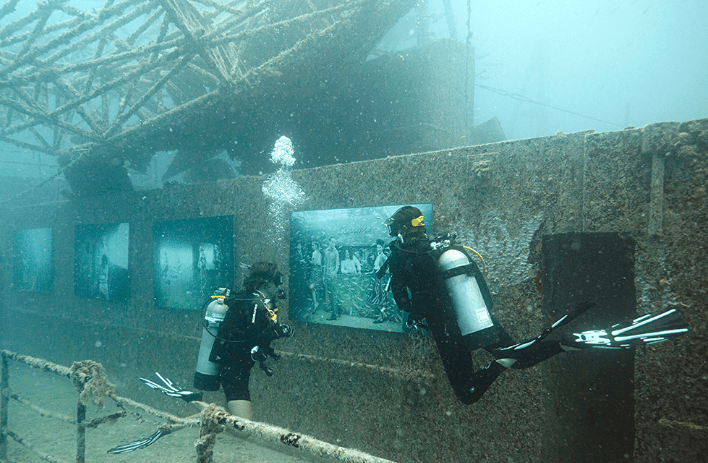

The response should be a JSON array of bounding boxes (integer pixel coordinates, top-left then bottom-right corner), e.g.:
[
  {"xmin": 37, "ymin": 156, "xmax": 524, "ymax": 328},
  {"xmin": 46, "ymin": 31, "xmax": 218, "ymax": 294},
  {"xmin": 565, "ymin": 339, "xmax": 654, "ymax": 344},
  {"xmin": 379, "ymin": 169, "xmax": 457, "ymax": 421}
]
[
  {"xmin": 289, "ymin": 203, "xmax": 433, "ymax": 332},
  {"xmin": 75, "ymin": 223, "xmax": 130, "ymax": 301},
  {"xmin": 12, "ymin": 228, "xmax": 53, "ymax": 292},
  {"xmin": 153, "ymin": 216, "xmax": 234, "ymax": 309}
]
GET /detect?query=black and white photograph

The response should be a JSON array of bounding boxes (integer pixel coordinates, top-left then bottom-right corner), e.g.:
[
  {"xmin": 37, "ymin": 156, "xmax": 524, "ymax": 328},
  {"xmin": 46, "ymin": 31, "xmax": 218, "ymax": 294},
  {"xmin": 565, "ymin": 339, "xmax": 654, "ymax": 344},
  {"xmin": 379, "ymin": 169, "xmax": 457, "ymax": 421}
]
[
  {"xmin": 74, "ymin": 223, "xmax": 130, "ymax": 301},
  {"xmin": 289, "ymin": 203, "xmax": 432, "ymax": 332},
  {"xmin": 153, "ymin": 216, "xmax": 234, "ymax": 310},
  {"xmin": 12, "ymin": 228, "xmax": 53, "ymax": 292}
]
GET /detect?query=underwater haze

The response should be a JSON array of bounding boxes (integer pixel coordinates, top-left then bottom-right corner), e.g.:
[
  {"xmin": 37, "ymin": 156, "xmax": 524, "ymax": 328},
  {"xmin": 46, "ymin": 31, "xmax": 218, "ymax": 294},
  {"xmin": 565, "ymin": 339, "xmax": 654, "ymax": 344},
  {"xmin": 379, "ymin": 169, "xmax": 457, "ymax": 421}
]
[
  {"xmin": 413, "ymin": 0, "xmax": 708, "ymax": 140},
  {"xmin": 0, "ymin": 2, "xmax": 706, "ymax": 462},
  {"xmin": 0, "ymin": 0, "xmax": 707, "ymax": 182}
]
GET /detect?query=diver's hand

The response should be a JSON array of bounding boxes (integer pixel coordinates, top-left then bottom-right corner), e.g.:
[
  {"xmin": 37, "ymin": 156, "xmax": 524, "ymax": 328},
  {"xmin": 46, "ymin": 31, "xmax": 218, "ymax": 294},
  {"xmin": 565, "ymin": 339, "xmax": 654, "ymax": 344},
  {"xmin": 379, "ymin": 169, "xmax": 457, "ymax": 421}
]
[
  {"xmin": 405, "ymin": 315, "xmax": 429, "ymax": 332},
  {"xmin": 251, "ymin": 346, "xmax": 276, "ymax": 376},
  {"xmin": 261, "ymin": 345, "xmax": 280, "ymax": 361},
  {"xmin": 434, "ymin": 232, "xmax": 457, "ymax": 244},
  {"xmin": 274, "ymin": 323, "xmax": 294, "ymax": 338},
  {"xmin": 251, "ymin": 346, "xmax": 267, "ymax": 363},
  {"xmin": 259, "ymin": 323, "xmax": 294, "ymax": 343}
]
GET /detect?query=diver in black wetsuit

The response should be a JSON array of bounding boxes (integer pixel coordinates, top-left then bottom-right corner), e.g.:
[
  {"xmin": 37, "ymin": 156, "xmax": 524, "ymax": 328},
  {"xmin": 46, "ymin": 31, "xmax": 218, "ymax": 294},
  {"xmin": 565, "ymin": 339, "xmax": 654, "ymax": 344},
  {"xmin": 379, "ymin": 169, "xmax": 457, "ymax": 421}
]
[
  {"xmin": 209, "ymin": 262, "xmax": 293, "ymax": 419},
  {"xmin": 380, "ymin": 206, "xmax": 689, "ymax": 405},
  {"xmin": 110, "ymin": 264, "xmax": 294, "ymax": 454}
]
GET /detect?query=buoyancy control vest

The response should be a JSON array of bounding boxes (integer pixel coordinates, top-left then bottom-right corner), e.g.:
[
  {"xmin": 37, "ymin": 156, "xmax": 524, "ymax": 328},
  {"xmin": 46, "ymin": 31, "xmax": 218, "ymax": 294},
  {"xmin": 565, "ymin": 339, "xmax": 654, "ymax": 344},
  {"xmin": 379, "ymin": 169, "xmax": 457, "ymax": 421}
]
[{"xmin": 208, "ymin": 290, "xmax": 280, "ymax": 364}]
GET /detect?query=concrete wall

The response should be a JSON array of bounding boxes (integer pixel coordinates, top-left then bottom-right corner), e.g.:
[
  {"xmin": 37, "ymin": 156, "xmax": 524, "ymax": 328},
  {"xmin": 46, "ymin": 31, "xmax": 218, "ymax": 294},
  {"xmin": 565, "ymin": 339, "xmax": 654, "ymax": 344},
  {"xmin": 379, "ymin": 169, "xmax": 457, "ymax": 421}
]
[{"xmin": 1, "ymin": 119, "xmax": 706, "ymax": 463}]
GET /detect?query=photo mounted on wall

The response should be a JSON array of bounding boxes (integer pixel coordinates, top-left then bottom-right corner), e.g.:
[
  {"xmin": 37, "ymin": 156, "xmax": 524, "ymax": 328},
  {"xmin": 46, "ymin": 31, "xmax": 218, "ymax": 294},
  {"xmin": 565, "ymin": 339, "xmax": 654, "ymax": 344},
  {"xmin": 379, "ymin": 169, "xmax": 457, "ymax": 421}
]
[
  {"xmin": 289, "ymin": 203, "xmax": 433, "ymax": 332},
  {"xmin": 153, "ymin": 216, "xmax": 234, "ymax": 310},
  {"xmin": 12, "ymin": 228, "xmax": 53, "ymax": 292},
  {"xmin": 75, "ymin": 223, "xmax": 130, "ymax": 301}
]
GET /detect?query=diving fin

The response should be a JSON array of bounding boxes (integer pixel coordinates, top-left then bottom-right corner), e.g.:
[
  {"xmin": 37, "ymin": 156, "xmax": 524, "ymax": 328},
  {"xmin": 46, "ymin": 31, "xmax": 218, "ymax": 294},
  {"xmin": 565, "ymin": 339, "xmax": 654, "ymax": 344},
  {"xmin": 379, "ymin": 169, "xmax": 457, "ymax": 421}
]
[
  {"xmin": 536, "ymin": 301, "xmax": 597, "ymax": 341},
  {"xmin": 140, "ymin": 372, "xmax": 203, "ymax": 402},
  {"xmin": 563, "ymin": 307, "xmax": 689, "ymax": 350},
  {"xmin": 491, "ymin": 301, "xmax": 597, "ymax": 368},
  {"xmin": 107, "ymin": 428, "xmax": 168, "ymax": 454}
]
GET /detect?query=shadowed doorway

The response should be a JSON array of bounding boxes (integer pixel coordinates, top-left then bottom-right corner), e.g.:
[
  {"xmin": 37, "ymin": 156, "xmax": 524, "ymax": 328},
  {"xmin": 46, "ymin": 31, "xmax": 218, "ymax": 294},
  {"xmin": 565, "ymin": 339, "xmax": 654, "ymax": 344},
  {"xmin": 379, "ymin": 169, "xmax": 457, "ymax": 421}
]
[{"xmin": 541, "ymin": 232, "xmax": 636, "ymax": 463}]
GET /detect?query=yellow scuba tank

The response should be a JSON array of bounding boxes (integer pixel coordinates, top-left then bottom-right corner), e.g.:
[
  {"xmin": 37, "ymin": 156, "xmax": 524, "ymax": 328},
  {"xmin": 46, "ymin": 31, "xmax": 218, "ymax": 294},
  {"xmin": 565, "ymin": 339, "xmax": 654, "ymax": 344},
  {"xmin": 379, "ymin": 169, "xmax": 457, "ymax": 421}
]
[{"xmin": 193, "ymin": 291, "xmax": 230, "ymax": 391}]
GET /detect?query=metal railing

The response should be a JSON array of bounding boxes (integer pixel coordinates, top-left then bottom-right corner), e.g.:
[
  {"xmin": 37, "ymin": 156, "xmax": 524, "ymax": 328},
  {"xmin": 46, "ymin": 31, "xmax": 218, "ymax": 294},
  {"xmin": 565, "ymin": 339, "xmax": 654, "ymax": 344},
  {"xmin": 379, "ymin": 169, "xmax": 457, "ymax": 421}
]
[{"xmin": 0, "ymin": 350, "xmax": 396, "ymax": 463}]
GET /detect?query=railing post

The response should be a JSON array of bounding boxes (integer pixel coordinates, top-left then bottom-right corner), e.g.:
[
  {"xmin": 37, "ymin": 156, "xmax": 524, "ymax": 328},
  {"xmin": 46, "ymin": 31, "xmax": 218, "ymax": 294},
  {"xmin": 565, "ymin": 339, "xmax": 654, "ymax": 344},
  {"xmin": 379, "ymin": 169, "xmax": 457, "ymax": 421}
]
[
  {"xmin": 76, "ymin": 384, "xmax": 86, "ymax": 463},
  {"xmin": 195, "ymin": 412, "xmax": 221, "ymax": 463},
  {"xmin": 0, "ymin": 353, "xmax": 8, "ymax": 461}
]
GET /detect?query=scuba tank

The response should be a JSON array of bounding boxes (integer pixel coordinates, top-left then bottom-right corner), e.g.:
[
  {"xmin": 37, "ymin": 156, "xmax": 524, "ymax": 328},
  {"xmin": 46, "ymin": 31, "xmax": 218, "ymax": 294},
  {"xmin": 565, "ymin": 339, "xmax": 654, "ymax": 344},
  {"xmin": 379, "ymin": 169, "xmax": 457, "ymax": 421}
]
[
  {"xmin": 193, "ymin": 289, "xmax": 230, "ymax": 391},
  {"xmin": 437, "ymin": 247, "xmax": 499, "ymax": 349}
]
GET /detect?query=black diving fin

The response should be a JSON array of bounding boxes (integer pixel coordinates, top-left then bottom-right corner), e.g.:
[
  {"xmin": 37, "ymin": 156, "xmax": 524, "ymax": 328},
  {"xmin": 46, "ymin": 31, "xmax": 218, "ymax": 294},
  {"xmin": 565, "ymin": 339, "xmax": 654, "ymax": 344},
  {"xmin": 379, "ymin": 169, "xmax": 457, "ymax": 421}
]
[
  {"xmin": 107, "ymin": 428, "xmax": 169, "ymax": 454},
  {"xmin": 140, "ymin": 372, "xmax": 203, "ymax": 402},
  {"xmin": 493, "ymin": 301, "xmax": 597, "ymax": 358},
  {"xmin": 563, "ymin": 307, "xmax": 689, "ymax": 350}
]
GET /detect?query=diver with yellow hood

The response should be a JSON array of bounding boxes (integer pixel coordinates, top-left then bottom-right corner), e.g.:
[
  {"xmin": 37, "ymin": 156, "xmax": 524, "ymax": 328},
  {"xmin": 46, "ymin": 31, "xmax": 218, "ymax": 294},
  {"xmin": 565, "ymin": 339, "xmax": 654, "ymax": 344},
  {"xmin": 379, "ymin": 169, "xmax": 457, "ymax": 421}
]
[{"xmin": 379, "ymin": 206, "xmax": 689, "ymax": 404}]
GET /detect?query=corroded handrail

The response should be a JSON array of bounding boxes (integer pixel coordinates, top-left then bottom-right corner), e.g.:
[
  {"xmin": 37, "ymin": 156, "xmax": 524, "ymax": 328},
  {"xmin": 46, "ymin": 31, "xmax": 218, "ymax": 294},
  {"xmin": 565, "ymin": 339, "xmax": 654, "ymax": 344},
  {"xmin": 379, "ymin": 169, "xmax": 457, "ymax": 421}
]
[{"xmin": 0, "ymin": 349, "xmax": 397, "ymax": 463}]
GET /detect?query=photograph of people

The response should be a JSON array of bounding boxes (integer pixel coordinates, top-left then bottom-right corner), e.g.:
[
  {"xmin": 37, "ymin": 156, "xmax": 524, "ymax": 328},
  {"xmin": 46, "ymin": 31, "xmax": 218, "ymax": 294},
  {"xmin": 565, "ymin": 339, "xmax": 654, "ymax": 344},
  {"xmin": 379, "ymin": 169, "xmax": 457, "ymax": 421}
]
[
  {"xmin": 288, "ymin": 204, "xmax": 432, "ymax": 332},
  {"xmin": 340, "ymin": 248, "xmax": 361, "ymax": 274},
  {"xmin": 308, "ymin": 240, "xmax": 323, "ymax": 313},
  {"xmin": 323, "ymin": 236, "xmax": 340, "ymax": 320}
]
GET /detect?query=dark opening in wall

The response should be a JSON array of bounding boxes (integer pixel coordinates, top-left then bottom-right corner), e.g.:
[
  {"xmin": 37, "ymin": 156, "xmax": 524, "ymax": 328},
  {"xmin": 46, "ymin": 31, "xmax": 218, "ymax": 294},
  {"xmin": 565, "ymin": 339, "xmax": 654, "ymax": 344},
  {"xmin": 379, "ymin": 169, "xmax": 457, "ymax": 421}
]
[{"xmin": 541, "ymin": 232, "xmax": 636, "ymax": 463}]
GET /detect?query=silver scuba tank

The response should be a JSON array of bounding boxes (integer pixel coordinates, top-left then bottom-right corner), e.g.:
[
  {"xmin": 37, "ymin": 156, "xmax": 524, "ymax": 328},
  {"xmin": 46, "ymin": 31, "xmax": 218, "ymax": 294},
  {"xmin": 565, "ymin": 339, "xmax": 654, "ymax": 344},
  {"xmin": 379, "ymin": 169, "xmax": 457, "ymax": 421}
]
[
  {"xmin": 193, "ymin": 298, "xmax": 228, "ymax": 391},
  {"xmin": 437, "ymin": 248, "xmax": 495, "ymax": 339}
]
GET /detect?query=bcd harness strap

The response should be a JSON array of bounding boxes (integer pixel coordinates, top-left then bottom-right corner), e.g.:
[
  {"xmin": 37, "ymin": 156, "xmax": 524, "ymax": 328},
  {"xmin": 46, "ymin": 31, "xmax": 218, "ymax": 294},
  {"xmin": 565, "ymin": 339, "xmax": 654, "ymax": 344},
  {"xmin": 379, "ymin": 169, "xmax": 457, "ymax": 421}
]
[{"xmin": 439, "ymin": 262, "xmax": 476, "ymax": 279}]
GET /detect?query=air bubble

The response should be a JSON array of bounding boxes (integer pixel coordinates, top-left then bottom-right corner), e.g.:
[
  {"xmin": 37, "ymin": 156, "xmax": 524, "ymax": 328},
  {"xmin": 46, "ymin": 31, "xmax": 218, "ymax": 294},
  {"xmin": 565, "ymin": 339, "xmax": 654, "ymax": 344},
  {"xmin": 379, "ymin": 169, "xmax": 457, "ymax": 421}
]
[{"xmin": 262, "ymin": 136, "xmax": 307, "ymax": 253}]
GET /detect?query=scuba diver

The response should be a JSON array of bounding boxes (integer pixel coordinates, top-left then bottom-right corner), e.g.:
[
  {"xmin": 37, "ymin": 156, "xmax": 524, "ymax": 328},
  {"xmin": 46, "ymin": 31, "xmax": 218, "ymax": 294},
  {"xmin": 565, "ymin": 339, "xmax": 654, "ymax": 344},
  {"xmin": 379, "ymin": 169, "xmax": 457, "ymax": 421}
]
[
  {"xmin": 205, "ymin": 261, "xmax": 294, "ymax": 419},
  {"xmin": 110, "ymin": 262, "xmax": 293, "ymax": 454},
  {"xmin": 379, "ymin": 206, "xmax": 689, "ymax": 405}
]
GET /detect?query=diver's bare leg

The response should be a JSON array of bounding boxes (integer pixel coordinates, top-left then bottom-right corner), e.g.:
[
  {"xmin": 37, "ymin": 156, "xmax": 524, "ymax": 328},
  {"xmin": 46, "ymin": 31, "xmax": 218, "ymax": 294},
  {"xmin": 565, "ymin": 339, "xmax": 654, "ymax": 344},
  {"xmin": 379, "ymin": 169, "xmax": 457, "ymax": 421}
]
[{"xmin": 227, "ymin": 399, "xmax": 253, "ymax": 420}]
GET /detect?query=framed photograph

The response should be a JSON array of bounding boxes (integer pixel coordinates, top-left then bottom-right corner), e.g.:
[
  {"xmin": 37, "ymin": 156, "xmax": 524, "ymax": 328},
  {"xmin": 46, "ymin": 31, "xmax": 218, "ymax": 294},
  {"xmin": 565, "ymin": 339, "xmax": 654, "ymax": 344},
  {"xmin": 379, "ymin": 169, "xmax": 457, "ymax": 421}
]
[
  {"xmin": 12, "ymin": 228, "xmax": 53, "ymax": 292},
  {"xmin": 289, "ymin": 203, "xmax": 433, "ymax": 332},
  {"xmin": 153, "ymin": 216, "xmax": 234, "ymax": 310},
  {"xmin": 75, "ymin": 223, "xmax": 130, "ymax": 301}
]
